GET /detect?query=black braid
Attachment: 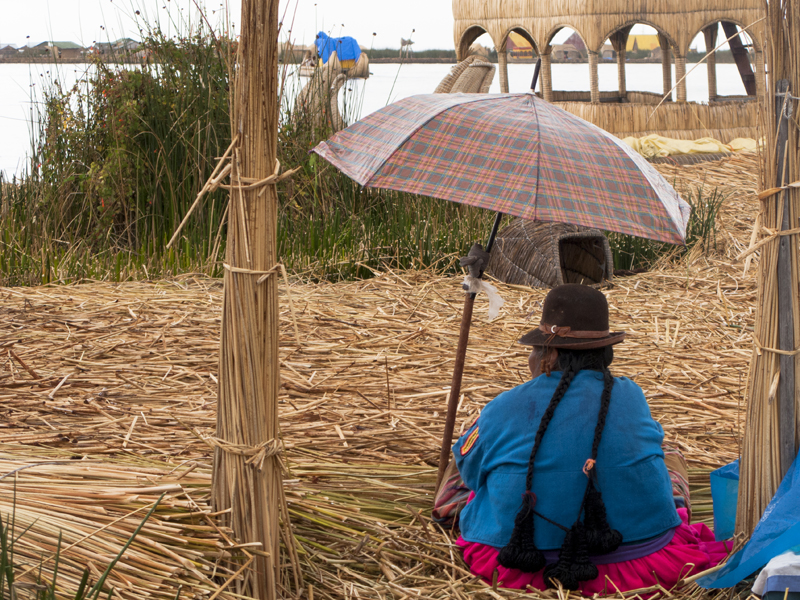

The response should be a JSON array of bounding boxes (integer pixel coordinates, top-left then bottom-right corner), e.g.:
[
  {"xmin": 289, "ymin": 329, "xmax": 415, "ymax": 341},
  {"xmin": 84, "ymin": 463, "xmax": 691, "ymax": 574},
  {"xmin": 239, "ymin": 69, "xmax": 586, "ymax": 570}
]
[
  {"xmin": 582, "ymin": 365, "xmax": 623, "ymax": 556},
  {"xmin": 525, "ymin": 364, "xmax": 578, "ymax": 490},
  {"xmin": 544, "ymin": 351, "xmax": 622, "ymax": 590},
  {"xmin": 590, "ymin": 366, "xmax": 614, "ymax": 461},
  {"xmin": 543, "ymin": 523, "xmax": 599, "ymax": 590},
  {"xmin": 497, "ymin": 363, "xmax": 578, "ymax": 573}
]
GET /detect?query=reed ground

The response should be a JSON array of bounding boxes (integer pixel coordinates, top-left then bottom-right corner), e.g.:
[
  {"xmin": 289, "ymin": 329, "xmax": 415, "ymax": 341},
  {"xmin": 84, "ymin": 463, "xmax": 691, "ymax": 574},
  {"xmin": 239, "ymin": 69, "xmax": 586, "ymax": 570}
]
[{"xmin": 0, "ymin": 152, "xmax": 760, "ymax": 599}]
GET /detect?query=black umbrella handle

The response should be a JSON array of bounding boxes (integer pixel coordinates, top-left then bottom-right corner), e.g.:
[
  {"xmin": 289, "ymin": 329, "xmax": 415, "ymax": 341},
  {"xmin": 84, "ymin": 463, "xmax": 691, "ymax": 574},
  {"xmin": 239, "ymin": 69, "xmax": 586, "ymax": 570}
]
[
  {"xmin": 484, "ymin": 211, "xmax": 504, "ymax": 256},
  {"xmin": 531, "ymin": 57, "xmax": 542, "ymax": 92},
  {"xmin": 476, "ymin": 211, "xmax": 504, "ymax": 285}
]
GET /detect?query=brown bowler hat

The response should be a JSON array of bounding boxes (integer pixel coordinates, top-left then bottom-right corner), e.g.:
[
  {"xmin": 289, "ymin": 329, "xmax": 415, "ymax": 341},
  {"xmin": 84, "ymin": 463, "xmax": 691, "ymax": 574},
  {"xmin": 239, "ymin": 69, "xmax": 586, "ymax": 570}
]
[{"xmin": 519, "ymin": 284, "xmax": 625, "ymax": 349}]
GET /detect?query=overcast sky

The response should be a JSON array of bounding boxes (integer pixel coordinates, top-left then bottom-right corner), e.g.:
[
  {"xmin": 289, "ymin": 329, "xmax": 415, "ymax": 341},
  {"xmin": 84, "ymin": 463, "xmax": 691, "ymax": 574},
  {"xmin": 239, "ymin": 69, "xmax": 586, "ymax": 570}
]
[
  {"xmin": 0, "ymin": 0, "xmax": 455, "ymax": 50},
  {"xmin": 0, "ymin": 0, "xmax": 724, "ymax": 51}
]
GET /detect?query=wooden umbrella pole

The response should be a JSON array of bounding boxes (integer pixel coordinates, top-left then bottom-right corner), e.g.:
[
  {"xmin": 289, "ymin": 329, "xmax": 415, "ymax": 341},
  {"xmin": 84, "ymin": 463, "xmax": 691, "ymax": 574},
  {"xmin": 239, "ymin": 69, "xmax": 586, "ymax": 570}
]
[{"xmin": 436, "ymin": 212, "xmax": 503, "ymax": 488}]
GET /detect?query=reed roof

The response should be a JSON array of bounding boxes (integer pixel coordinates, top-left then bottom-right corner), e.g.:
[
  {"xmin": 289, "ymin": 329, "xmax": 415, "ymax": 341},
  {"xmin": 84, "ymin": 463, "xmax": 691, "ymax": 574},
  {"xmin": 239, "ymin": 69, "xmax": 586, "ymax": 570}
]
[{"xmin": 453, "ymin": 0, "xmax": 765, "ymax": 58}]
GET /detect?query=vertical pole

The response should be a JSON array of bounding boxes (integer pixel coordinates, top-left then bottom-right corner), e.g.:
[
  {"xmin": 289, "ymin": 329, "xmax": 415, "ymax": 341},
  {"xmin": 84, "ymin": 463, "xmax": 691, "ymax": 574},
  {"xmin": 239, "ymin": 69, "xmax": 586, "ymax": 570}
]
[
  {"xmin": 756, "ymin": 50, "xmax": 766, "ymax": 102},
  {"xmin": 212, "ymin": 1, "xmax": 298, "ymax": 598},
  {"xmin": 610, "ymin": 29, "xmax": 629, "ymax": 101},
  {"xmin": 704, "ymin": 26, "xmax": 718, "ymax": 100},
  {"xmin": 589, "ymin": 51, "xmax": 600, "ymax": 104},
  {"xmin": 721, "ymin": 21, "xmax": 757, "ymax": 96},
  {"xmin": 675, "ymin": 54, "xmax": 687, "ymax": 103},
  {"xmin": 437, "ymin": 212, "xmax": 504, "ymax": 487},
  {"xmin": 659, "ymin": 34, "xmax": 672, "ymax": 100},
  {"xmin": 541, "ymin": 52, "xmax": 554, "ymax": 102},
  {"xmin": 775, "ymin": 79, "xmax": 796, "ymax": 478},
  {"xmin": 498, "ymin": 41, "xmax": 509, "ymax": 93}
]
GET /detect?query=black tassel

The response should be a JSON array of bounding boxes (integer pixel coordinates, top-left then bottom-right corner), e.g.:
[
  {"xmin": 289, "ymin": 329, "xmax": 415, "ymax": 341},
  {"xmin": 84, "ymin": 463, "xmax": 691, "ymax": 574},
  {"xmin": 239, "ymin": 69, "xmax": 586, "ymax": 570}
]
[
  {"xmin": 543, "ymin": 523, "xmax": 598, "ymax": 591},
  {"xmin": 583, "ymin": 479, "xmax": 622, "ymax": 556},
  {"xmin": 497, "ymin": 492, "xmax": 545, "ymax": 573}
]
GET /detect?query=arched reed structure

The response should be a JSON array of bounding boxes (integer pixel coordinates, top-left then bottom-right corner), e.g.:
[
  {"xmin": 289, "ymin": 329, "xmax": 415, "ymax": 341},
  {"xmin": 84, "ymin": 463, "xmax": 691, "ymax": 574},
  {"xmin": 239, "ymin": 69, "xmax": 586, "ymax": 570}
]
[{"xmin": 453, "ymin": 0, "xmax": 766, "ymax": 141}]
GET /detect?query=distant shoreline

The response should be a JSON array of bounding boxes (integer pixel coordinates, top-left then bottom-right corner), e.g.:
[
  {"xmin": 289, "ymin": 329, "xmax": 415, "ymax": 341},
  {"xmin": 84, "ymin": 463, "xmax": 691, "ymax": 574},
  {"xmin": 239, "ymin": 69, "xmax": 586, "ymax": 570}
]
[
  {"xmin": 1, "ymin": 55, "xmax": 738, "ymax": 66},
  {"xmin": 0, "ymin": 57, "xmax": 142, "ymax": 65}
]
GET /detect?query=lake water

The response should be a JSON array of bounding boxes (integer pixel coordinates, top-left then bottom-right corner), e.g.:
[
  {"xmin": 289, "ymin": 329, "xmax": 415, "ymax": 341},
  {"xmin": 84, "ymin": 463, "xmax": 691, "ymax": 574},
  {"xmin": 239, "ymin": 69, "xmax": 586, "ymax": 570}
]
[{"xmin": 0, "ymin": 61, "xmax": 748, "ymax": 177}]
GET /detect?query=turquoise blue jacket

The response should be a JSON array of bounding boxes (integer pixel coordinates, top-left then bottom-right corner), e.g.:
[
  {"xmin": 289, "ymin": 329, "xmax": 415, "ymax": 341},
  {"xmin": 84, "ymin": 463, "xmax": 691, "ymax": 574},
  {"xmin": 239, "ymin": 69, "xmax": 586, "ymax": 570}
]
[{"xmin": 453, "ymin": 371, "xmax": 681, "ymax": 550}]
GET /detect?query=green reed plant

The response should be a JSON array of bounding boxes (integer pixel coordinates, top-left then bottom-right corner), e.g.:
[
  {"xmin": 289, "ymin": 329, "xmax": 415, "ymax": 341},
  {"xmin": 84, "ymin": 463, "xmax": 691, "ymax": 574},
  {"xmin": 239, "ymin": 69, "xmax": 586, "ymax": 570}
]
[
  {"xmin": 607, "ymin": 185, "xmax": 727, "ymax": 271},
  {"xmin": 0, "ymin": 15, "xmax": 233, "ymax": 286},
  {"xmin": 0, "ymin": 4, "xmax": 721, "ymax": 287}
]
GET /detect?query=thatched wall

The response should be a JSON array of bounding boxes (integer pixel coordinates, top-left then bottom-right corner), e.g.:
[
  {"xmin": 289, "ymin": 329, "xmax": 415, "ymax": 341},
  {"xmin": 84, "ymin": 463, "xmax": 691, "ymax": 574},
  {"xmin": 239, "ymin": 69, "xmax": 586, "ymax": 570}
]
[
  {"xmin": 548, "ymin": 90, "xmax": 664, "ymax": 104},
  {"xmin": 453, "ymin": 0, "xmax": 765, "ymax": 58},
  {"xmin": 555, "ymin": 100, "xmax": 759, "ymax": 142}
]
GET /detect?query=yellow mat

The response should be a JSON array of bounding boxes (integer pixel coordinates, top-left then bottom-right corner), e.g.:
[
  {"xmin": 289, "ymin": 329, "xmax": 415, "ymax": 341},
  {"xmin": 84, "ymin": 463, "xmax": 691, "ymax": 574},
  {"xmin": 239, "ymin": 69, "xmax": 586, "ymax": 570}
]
[{"xmin": 623, "ymin": 134, "xmax": 757, "ymax": 159}]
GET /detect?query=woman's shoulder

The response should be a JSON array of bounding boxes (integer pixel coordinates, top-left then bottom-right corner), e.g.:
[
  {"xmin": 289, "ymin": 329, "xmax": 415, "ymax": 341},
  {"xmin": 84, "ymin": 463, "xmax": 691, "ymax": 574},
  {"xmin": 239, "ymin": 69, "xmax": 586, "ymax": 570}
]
[
  {"xmin": 611, "ymin": 375, "xmax": 646, "ymax": 396},
  {"xmin": 480, "ymin": 376, "xmax": 554, "ymax": 421}
]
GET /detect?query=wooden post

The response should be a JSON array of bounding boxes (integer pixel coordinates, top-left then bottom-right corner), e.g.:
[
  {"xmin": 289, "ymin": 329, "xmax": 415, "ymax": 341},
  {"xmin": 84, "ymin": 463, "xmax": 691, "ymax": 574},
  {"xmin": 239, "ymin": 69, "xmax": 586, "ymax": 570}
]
[
  {"xmin": 610, "ymin": 29, "xmax": 630, "ymax": 100},
  {"xmin": 775, "ymin": 79, "xmax": 796, "ymax": 478},
  {"xmin": 588, "ymin": 51, "xmax": 600, "ymax": 104},
  {"xmin": 756, "ymin": 50, "xmax": 766, "ymax": 102},
  {"xmin": 721, "ymin": 21, "xmax": 757, "ymax": 96},
  {"xmin": 658, "ymin": 34, "xmax": 672, "ymax": 99},
  {"xmin": 436, "ymin": 294, "xmax": 476, "ymax": 487},
  {"xmin": 704, "ymin": 26, "xmax": 718, "ymax": 100},
  {"xmin": 541, "ymin": 52, "xmax": 554, "ymax": 102},
  {"xmin": 675, "ymin": 54, "xmax": 687, "ymax": 103},
  {"xmin": 498, "ymin": 42, "xmax": 509, "ymax": 93},
  {"xmin": 212, "ymin": 1, "xmax": 300, "ymax": 598}
]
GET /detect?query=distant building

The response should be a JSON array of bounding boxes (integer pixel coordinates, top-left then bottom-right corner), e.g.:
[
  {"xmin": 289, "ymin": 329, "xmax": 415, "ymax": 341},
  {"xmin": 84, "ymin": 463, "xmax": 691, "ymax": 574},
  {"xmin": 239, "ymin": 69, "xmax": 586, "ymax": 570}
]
[
  {"xmin": 34, "ymin": 41, "xmax": 85, "ymax": 59},
  {"xmin": 90, "ymin": 39, "xmax": 141, "ymax": 57},
  {"xmin": 552, "ymin": 32, "xmax": 588, "ymax": 61},
  {"xmin": 552, "ymin": 44, "xmax": 584, "ymax": 61},
  {"xmin": 114, "ymin": 38, "xmax": 140, "ymax": 52},
  {"xmin": 626, "ymin": 34, "xmax": 660, "ymax": 53},
  {"xmin": 601, "ymin": 42, "xmax": 616, "ymax": 60},
  {"xmin": 506, "ymin": 31, "xmax": 536, "ymax": 62},
  {"xmin": 564, "ymin": 32, "xmax": 587, "ymax": 53}
]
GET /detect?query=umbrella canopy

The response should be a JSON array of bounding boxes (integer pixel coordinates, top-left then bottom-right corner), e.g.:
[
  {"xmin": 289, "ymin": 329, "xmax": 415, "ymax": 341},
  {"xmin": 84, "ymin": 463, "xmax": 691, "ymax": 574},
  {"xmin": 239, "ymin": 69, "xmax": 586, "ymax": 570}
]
[{"xmin": 313, "ymin": 93, "xmax": 691, "ymax": 245}]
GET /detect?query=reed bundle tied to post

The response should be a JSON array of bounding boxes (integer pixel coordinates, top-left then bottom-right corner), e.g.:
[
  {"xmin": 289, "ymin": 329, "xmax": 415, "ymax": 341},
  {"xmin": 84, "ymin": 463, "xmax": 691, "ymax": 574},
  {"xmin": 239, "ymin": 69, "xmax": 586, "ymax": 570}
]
[{"xmin": 736, "ymin": 0, "xmax": 800, "ymax": 537}]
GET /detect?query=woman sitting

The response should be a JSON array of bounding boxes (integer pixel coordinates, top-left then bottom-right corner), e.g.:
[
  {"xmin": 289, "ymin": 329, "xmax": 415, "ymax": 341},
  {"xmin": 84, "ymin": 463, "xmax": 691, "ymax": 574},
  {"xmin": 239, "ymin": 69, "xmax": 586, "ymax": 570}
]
[{"xmin": 449, "ymin": 284, "xmax": 731, "ymax": 593}]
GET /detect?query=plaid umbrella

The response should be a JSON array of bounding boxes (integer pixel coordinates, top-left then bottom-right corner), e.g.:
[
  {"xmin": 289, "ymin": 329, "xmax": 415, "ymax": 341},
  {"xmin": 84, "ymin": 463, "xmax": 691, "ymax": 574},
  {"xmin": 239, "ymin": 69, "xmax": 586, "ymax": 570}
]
[
  {"xmin": 313, "ymin": 92, "xmax": 692, "ymax": 487},
  {"xmin": 313, "ymin": 92, "xmax": 690, "ymax": 244}
]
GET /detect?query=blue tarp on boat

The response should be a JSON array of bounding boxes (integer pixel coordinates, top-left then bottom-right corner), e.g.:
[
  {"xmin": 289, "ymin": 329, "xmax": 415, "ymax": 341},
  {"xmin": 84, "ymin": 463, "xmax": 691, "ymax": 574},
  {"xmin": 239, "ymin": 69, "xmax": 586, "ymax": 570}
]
[
  {"xmin": 315, "ymin": 31, "xmax": 361, "ymax": 64},
  {"xmin": 698, "ymin": 452, "xmax": 800, "ymax": 589}
]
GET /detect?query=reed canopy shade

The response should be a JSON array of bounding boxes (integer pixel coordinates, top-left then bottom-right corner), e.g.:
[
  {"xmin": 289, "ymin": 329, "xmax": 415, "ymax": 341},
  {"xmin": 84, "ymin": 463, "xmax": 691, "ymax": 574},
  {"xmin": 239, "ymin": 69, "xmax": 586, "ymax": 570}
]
[
  {"xmin": 452, "ymin": 0, "xmax": 765, "ymax": 60},
  {"xmin": 486, "ymin": 221, "xmax": 613, "ymax": 289},
  {"xmin": 455, "ymin": 0, "xmax": 765, "ymax": 115},
  {"xmin": 313, "ymin": 93, "xmax": 690, "ymax": 245}
]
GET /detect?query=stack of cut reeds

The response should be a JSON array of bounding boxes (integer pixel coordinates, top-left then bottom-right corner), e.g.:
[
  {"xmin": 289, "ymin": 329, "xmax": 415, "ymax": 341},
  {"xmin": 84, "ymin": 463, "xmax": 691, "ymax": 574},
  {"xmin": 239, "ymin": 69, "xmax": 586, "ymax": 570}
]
[{"xmin": 0, "ymin": 152, "xmax": 765, "ymax": 599}]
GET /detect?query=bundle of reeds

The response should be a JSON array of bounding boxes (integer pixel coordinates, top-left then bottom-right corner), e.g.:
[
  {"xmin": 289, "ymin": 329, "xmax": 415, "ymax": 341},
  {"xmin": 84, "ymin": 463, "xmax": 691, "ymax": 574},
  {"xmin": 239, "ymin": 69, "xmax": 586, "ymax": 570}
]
[
  {"xmin": 735, "ymin": 0, "xmax": 800, "ymax": 537},
  {"xmin": 211, "ymin": 0, "xmax": 301, "ymax": 598},
  {"xmin": 0, "ymin": 452, "xmax": 241, "ymax": 600}
]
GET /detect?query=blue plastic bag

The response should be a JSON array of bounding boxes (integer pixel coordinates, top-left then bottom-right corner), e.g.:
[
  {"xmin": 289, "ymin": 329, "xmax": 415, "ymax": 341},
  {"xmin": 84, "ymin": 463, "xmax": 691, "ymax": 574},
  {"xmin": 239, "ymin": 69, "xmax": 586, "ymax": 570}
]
[
  {"xmin": 315, "ymin": 32, "xmax": 361, "ymax": 64},
  {"xmin": 699, "ymin": 452, "xmax": 800, "ymax": 589},
  {"xmin": 710, "ymin": 460, "xmax": 739, "ymax": 541}
]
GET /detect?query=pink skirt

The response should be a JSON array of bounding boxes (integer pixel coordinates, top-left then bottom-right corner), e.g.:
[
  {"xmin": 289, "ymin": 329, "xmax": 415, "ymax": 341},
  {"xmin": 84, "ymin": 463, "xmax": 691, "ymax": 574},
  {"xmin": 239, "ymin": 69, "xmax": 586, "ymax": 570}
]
[{"xmin": 456, "ymin": 509, "xmax": 732, "ymax": 595}]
